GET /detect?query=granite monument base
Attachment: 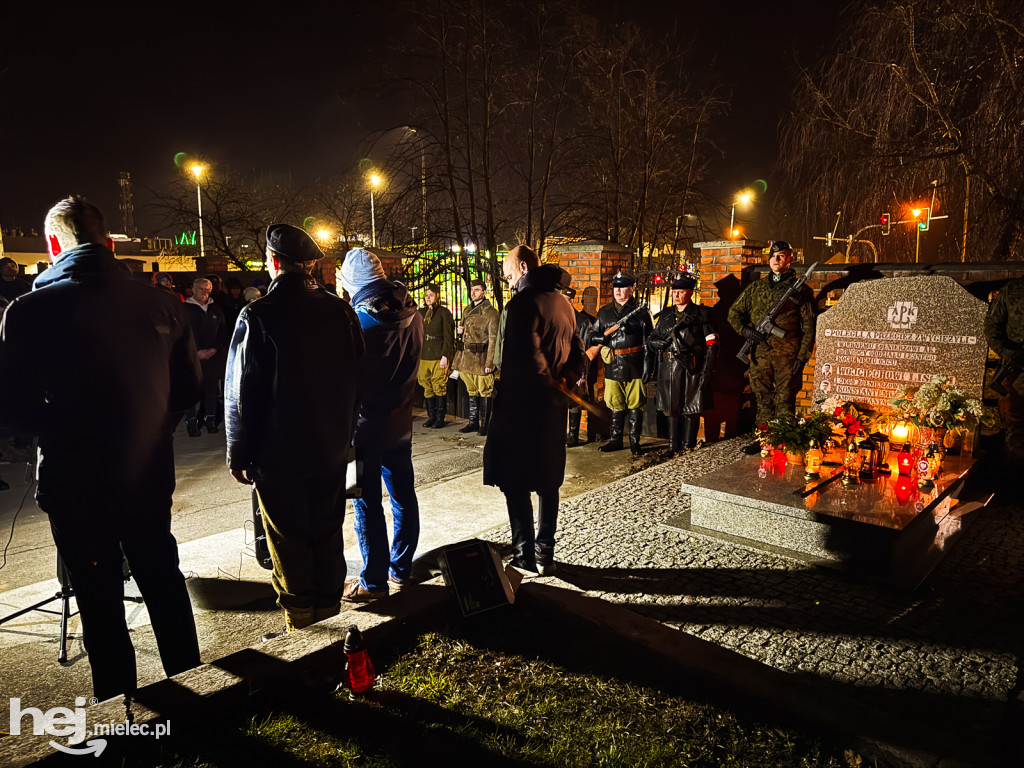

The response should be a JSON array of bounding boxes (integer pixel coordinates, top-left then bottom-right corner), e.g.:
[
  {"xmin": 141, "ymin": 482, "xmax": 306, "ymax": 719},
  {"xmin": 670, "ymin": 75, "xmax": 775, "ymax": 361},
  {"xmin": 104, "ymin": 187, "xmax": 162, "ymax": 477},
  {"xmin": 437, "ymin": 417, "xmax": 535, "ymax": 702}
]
[{"xmin": 667, "ymin": 452, "xmax": 991, "ymax": 589}]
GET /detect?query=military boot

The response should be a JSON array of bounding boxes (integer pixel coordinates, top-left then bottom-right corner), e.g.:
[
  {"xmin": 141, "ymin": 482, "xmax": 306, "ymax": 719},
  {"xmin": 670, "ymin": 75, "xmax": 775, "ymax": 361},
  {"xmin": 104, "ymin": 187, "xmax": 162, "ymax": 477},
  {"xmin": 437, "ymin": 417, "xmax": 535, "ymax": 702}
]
[
  {"xmin": 628, "ymin": 409, "xmax": 644, "ymax": 455},
  {"xmin": 205, "ymin": 415, "xmax": 219, "ymax": 434},
  {"xmin": 459, "ymin": 396, "xmax": 480, "ymax": 433},
  {"xmin": 423, "ymin": 397, "xmax": 437, "ymax": 428},
  {"xmin": 599, "ymin": 411, "xmax": 626, "ymax": 452},
  {"xmin": 478, "ymin": 397, "xmax": 492, "ymax": 436},
  {"xmin": 431, "ymin": 396, "xmax": 448, "ymax": 428},
  {"xmin": 666, "ymin": 416, "xmax": 682, "ymax": 457},
  {"xmin": 186, "ymin": 418, "xmax": 201, "ymax": 437},
  {"xmin": 566, "ymin": 410, "xmax": 582, "ymax": 447},
  {"xmin": 682, "ymin": 415, "xmax": 699, "ymax": 451},
  {"xmin": 284, "ymin": 607, "xmax": 315, "ymax": 633}
]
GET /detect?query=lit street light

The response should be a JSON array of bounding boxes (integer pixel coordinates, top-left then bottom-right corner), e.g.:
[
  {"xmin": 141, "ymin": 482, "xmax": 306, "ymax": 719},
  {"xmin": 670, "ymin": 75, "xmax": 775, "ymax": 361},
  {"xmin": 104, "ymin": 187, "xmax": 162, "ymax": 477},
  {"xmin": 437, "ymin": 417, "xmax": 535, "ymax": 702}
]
[
  {"xmin": 729, "ymin": 190, "xmax": 753, "ymax": 240},
  {"xmin": 190, "ymin": 163, "xmax": 206, "ymax": 260},
  {"xmin": 317, "ymin": 229, "xmax": 332, "ymax": 249},
  {"xmin": 369, "ymin": 173, "xmax": 382, "ymax": 248}
]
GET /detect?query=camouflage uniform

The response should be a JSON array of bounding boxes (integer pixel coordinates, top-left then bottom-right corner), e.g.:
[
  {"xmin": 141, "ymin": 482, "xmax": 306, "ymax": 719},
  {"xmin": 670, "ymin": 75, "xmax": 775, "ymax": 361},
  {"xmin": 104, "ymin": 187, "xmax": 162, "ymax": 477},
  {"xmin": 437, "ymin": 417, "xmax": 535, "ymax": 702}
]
[
  {"xmin": 727, "ymin": 269, "xmax": 815, "ymax": 424},
  {"xmin": 983, "ymin": 277, "xmax": 1024, "ymax": 466}
]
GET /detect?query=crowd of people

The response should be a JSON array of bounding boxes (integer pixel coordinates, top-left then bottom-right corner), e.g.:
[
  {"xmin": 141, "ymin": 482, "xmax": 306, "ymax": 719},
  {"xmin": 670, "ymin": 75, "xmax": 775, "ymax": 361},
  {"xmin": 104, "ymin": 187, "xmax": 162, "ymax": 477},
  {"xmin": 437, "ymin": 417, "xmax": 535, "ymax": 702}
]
[{"xmin": 0, "ymin": 195, "xmax": 1020, "ymax": 705}]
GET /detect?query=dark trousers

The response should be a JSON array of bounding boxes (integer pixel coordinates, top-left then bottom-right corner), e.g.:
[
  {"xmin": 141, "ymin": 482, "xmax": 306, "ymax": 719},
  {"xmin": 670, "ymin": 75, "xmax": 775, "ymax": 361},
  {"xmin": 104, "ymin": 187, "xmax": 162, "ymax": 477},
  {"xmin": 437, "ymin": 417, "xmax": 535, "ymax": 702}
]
[
  {"xmin": 47, "ymin": 499, "xmax": 200, "ymax": 702},
  {"xmin": 186, "ymin": 360, "xmax": 220, "ymax": 422},
  {"xmin": 255, "ymin": 471, "xmax": 348, "ymax": 613},
  {"xmin": 353, "ymin": 444, "xmax": 420, "ymax": 590},
  {"xmin": 502, "ymin": 487, "xmax": 559, "ymax": 567}
]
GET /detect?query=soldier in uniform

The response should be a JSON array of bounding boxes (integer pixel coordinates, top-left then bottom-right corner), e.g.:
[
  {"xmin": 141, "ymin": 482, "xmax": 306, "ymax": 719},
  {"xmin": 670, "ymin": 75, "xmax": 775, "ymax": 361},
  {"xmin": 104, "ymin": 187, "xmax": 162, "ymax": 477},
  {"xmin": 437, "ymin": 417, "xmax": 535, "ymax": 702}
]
[
  {"xmin": 453, "ymin": 278, "xmax": 499, "ymax": 434},
  {"xmin": 727, "ymin": 241, "xmax": 815, "ymax": 450},
  {"xmin": 647, "ymin": 274, "xmax": 719, "ymax": 456},
  {"xmin": 984, "ymin": 276, "xmax": 1024, "ymax": 470},
  {"xmin": 563, "ymin": 286, "xmax": 597, "ymax": 446},
  {"xmin": 418, "ymin": 283, "xmax": 455, "ymax": 428},
  {"xmin": 588, "ymin": 271, "xmax": 654, "ymax": 454}
]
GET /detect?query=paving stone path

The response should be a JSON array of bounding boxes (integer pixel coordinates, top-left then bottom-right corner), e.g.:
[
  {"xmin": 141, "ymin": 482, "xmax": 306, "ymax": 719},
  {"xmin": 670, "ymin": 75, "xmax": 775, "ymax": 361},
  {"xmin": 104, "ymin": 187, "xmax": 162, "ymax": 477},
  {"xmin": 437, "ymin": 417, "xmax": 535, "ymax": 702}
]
[{"xmin": 481, "ymin": 436, "xmax": 1024, "ymax": 757}]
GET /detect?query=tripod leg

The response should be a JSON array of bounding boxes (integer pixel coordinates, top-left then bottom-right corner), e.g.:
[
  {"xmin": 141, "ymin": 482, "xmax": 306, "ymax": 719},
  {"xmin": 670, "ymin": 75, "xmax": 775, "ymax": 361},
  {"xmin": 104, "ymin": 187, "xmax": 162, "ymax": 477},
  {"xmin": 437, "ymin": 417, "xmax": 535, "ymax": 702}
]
[{"xmin": 59, "ymin": 589, "xmax": 71, "ymax": 663}]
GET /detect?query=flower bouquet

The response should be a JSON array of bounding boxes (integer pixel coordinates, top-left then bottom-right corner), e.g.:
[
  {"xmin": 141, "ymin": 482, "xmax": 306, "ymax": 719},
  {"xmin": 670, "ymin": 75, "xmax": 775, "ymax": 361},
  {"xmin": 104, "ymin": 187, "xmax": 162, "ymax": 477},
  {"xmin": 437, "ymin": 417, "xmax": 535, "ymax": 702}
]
[
  {"xmin": 756, "ymin": 410, "xmax": 838, "ymax": 460},
  {"xmin": 889, "ymin": 375, "xmax": 994, "ymax": 435}
]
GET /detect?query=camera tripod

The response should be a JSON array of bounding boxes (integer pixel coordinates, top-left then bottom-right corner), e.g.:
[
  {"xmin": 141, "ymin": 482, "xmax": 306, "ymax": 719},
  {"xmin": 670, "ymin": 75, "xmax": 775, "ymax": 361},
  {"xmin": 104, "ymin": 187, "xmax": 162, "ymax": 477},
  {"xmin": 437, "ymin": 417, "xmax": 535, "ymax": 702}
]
[{"xmin": 0, "ymin": 553, "xmax": 142, "ymax": 663}]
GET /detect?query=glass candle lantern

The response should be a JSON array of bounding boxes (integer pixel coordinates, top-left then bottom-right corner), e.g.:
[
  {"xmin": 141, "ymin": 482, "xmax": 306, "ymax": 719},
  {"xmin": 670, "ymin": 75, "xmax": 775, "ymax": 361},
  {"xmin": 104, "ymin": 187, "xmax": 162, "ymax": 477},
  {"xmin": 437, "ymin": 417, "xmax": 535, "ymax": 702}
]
[
  {"xmin": 917, "ymin": 443, "xmax": 941, "ymax": 489},
  {"xmin": 842, "ymin": 441, "xmax": 861, "ymax": 485},
  {"xmin": 896, "ymin": 442, "xmax": 914, "ymax": 476},
  {"xmin": 858, "ymin": 433, "xmax": 878, "ymax": 480},
  {"xmin": 869, "ymin": 431, "xmax": 890, "ymax": 470},
  {"xmin": 804, "ymin": 440, "xmax": 823, "ymax": 478}
]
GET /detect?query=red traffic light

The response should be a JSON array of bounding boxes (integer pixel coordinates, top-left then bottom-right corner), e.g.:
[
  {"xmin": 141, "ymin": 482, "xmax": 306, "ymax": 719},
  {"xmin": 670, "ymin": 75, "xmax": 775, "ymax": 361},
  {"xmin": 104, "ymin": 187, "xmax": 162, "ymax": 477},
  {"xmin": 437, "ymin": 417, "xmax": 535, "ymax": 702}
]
[
  {"xmin": 880, "ymin": 213, "xmax": 891, "ymax": 236},
  {"xmin": 654, "ymin": 273, "xmax": 663, "ymax": 284}
]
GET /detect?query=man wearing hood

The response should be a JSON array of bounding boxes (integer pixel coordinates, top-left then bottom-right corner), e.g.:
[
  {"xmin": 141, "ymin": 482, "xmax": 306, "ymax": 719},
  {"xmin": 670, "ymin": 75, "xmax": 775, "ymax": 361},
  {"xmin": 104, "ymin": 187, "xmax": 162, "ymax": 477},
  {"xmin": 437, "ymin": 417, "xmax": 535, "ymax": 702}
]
[
  {"xmin": 453, "ymin": 278, "xmax": 499, "ymax": 434},
  {"xmin": 483, "ymin": 257, "xmax": 584, "ymax": 575},
  {"xmin": 339, "ymin": 249, "xmax": 424, "ymax": 601},
  {"xmin": 0, "ymin": 196, "xmax": 203, "ymax": 700},
  {"xmin": 225, "ymin": 224, "xmax": 364, "ymax": 631}
]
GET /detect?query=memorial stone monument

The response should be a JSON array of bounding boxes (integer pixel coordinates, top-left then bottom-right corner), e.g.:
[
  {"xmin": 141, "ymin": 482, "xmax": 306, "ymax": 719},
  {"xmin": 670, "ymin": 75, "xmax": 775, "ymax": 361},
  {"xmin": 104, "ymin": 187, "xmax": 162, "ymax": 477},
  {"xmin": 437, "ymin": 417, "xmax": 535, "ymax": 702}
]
[
  {"xmin": 812, "ymin": 276, "xmax": 988, "ymax": 408},
  {"xmin": 670, "ymin": 276, "xmax": 992, "ymax": 588}
]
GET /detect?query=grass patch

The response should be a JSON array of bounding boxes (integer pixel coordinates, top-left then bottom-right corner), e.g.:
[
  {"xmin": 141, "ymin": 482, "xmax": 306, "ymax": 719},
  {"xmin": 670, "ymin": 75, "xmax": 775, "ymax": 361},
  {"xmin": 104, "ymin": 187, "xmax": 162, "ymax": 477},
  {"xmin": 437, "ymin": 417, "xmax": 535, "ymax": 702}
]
[{"xmin": 117, "ymin": 609, "xmax": 886, "ymax": 767}]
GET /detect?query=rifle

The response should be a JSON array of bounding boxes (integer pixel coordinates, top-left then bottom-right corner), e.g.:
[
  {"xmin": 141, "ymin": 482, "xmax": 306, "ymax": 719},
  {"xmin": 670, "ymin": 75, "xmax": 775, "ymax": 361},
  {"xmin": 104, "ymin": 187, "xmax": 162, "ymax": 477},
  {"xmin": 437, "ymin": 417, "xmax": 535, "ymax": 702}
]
[
  {"xmin": 586, "ymin": 303, "xmax": 648, "ymax": 361},
  {"xmin": 991, "ymin": 347, "xmax": 1024, "ymax": 396},
  {"xmin": 736, "ymin": 263, "xmax": 818, "ymax": 365}
]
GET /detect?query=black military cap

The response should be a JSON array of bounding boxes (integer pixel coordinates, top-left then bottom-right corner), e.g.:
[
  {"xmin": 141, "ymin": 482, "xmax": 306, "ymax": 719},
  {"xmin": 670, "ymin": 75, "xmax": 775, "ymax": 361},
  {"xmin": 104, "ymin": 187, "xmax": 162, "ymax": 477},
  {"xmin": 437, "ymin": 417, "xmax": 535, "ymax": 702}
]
[
  {"xmin": 470, "ymin": 278, "xmax": 486, "ymax": 289},
  {"xmin": 265, "ymin": 224, "xmax": 323, "ymax": 263},
  {"xmin": 611, "ymin": 270, "xmax": 635, "ymax": 287},
  {"xmin": 768, "ymin": 240, "xmax": 793, "ymax": 256},
  {"xmin": 672, "ymin": 274, "xmax": 697, "ymax": 290},
  {"xmin": 425, "ymin": 283, "xmax": 441, "ymax": 294}
]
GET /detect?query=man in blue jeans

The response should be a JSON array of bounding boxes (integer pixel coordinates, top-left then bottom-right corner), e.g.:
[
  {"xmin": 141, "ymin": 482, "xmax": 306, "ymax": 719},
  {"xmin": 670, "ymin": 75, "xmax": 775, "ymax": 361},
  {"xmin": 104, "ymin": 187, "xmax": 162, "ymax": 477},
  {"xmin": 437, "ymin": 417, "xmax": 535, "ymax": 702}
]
[{"xmin": 339, "ymin": 249, "xmax": 424, "ymax": 601}]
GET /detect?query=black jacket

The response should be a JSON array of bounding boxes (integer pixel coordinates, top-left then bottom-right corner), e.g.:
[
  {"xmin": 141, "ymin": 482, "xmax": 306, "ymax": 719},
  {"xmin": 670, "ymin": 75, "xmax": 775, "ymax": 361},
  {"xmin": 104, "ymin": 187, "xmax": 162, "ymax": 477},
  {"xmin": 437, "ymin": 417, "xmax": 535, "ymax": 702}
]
[
  {"xmin": 225, "ymin": 272, "xmax": 364, "ymax": 478},
  {"xmin": 588, "ymin": 298, "xmax": 653, "ymax": 381},
  {"xmin": 351, "ymin": 279, "xmax": 424, "ymax": 452},
  {"xmin": 0, "ymin": 244, "xmax": 201, "ymax": 509}
]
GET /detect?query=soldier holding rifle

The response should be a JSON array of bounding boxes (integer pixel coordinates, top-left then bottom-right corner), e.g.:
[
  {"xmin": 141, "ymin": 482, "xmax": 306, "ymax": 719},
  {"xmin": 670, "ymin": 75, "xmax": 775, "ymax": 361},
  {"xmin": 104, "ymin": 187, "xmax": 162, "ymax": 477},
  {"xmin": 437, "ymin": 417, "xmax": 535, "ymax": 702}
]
[
  {"xmin": 727, "ymin": 241, "xmax": 815, "ymax": 452},
  {"xmin": 588, "ymin": 271, "xmax": 654, "ymax": 454},
  {"xmin": 647, "ymin": 274, "xmax": 719, "ymax": 456},
  {"xmin": 984, "ymin": 276, "xmax": 1024, "ymax": 470}
]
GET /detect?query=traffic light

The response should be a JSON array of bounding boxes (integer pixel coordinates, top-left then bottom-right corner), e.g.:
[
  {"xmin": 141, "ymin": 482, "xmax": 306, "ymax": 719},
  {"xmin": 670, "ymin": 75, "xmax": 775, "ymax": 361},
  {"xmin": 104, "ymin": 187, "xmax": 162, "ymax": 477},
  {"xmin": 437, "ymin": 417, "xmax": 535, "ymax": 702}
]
[
  {"xmin": 653, "ymin": 273, "xmax": 663, "ymax": 285},
  {"xmin": 919, "ymin": 207, "xmax": 930, "ymax": 231},
  {"xmin": 880, "ymin": 213, "xmax": 891, "ymax": 235}
]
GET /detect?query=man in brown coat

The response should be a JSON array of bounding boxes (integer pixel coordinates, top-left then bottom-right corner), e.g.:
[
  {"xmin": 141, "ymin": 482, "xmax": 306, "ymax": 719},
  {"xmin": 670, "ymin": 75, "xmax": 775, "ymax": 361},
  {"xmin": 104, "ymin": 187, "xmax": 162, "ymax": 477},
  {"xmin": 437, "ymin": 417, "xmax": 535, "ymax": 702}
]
[{"xmin": 454, "ymin": 278, "xmax": 499, "ymax": 434}]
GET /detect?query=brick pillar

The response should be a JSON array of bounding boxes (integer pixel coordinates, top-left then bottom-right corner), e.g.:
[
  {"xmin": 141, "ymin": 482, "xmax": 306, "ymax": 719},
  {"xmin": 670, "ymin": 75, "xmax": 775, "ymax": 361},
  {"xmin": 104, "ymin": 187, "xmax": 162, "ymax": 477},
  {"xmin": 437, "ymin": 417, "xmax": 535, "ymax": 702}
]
[
  {"xmin": 693, "ymin": 240, "xmax": 767, "ymax": 441},
  {"xmin": 551, "ymin": 240, "xmax": 632, "ymax": 440}
]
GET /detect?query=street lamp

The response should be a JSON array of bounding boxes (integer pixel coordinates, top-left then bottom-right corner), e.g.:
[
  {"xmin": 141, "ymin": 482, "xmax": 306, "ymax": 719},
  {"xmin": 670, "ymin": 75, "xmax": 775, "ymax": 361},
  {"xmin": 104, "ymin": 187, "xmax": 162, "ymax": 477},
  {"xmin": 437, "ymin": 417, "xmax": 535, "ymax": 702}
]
[
  {"xmin": 729, "ymin": 190, "xmax": 753, "ymax": 240},
  {"xmin": 190, "ymin": 163, "xmax": 206, "ymax": 260},
  {"xmin": 369, "ymin": 173, "xmax": 382, "ymax": 248},
  {"xmin": 316, "ymin": 229, "xmax": 332, "ymax": 250}
]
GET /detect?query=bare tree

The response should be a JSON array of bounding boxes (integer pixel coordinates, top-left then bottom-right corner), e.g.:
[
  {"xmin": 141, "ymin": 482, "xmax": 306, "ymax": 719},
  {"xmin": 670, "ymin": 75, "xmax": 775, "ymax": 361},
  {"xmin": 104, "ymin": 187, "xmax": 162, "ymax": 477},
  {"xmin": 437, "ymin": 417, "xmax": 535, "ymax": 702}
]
[{"xmin": 776, "ymin": 0, "xmax": 1024, "ymax": 262}]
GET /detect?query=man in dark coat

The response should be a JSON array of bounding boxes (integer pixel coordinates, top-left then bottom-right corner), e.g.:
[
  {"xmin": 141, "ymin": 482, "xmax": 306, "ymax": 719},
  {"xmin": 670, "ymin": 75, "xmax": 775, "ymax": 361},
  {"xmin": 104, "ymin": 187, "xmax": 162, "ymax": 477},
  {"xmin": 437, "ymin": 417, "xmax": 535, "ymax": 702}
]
[
  {"xmin": 225, "ymin": 224, "xmax": 364, "ymax": 632},
  {"xmin": 183, "ymin": 277, "xmax": 227, "ymax": 436},
  {"xmin": 0, "ymin": 257, "xmax": 31, "ymax": 303},
  {"xmin": 338, "ymin": 248, "xmax": 424, "ymax": 601},
  {"xmin": 483, "ymin": 263, "xmax": 584, "ymax": 575},
  {"xmin": 647, "ymin": 274, "xmax": 719, "ymax": 455},
  {"xmin": 418, "ymin": 284, "xmax": 455, "ymax": 428},
  {"xmin": 588, "ymin": 271, "xmax": 654, "ymax": 454},
  {"xmin": 0, "ymin": 196, "xmax": 202, "ymax": 701}
]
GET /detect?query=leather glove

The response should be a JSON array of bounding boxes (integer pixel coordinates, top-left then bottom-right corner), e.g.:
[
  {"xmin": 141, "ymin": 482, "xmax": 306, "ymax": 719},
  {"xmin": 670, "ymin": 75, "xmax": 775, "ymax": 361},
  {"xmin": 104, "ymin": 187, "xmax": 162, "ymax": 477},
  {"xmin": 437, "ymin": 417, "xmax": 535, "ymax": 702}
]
[
  {"xmin": 642, "ymin": 358, "xmax": 653, "ymax": 384},
  {"xmin": 742, "ymin": 326, "xmax": 767, "ymax": 346},
  {"xmin": 790, "ymin": 357, "xmax": 808, "ymax": 377},
  {"xmin": 604, "ymin": 328, "xmax": 626, "ymax": 347}
]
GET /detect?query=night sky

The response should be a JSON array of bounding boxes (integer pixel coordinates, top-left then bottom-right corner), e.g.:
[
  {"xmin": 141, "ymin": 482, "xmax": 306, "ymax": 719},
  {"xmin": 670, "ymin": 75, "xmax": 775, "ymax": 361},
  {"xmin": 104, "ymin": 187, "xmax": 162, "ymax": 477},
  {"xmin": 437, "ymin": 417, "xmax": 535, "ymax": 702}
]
[{"xmin": 0, "ymin": 0, "xmax": 842, "ymax": 239}]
